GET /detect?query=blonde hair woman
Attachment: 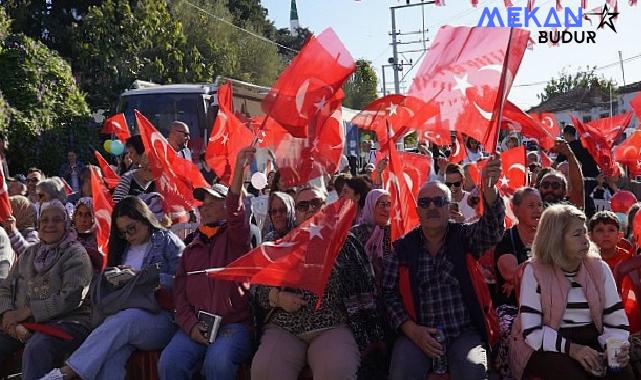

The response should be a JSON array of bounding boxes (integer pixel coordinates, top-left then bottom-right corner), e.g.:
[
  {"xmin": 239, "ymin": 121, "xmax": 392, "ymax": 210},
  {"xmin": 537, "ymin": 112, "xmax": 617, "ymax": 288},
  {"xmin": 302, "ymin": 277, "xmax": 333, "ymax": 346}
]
[{"xmin": 510, "ymin": 204, "xmax": 634, "ymax": 380}]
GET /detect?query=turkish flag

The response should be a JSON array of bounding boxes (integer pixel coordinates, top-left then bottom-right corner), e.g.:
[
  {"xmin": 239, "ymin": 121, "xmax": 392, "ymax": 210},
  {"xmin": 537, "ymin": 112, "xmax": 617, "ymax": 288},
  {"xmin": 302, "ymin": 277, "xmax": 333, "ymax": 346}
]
[
  {"xmin": 136, "ymin": 111, "xmax": 204, "ymax": 224},
  {"xmin": 398, "ymin": 151, "xmax": 431, "ymax": 196},
  {"xmin": 206, "ymin": 197, "xmax": 357, "ymax": 303},
  {"xmin": 258, "ymin": 94, "xmax": 344, "ymax": 188},
  {"xmin": 498, "ymin": 146, "xmax": 527, "ymax": 196},
  {"xmin": 630, "ymin": 92, "xmax": 641, "ymax": 122},
  {"xmin": 408, "ymin": 26, "xmax": 530, "ymax": 153},
  {"xmin": 262, "ymin": 28, "xmax": 355, "ymax": 138},
  {"xmin": 94, "ymin": 151, "xmax": 121, "ymax": 190},
  {"xmin": 614, "ymin": 130, "xmax": 641, "ymax": 176},
  {"xmin": 102, "ymin": 114, "xmax": 131, "ymax": 142},
  {"xmin": 0, "ymin": 165, "xmax": 11, "ymax": 221},
  {"xmin": 502, "ymin": 102, "xmax": 555, "ymax": 151},
  {"xmin": 449, "ymin": 133, "xmax": 467, "ymax": 163},
  {"xmin": 89, "ymin": 166, "xmax": 111, "ymax": 267},
  {"xmin": 540, "ymin": 150, "xmax": 553, "ymax": 169},
  {"xmin": 205, "ymin": 82, "xmax": 254, "ymax": 185},
  {"xmin": 585, "ymin": 113, "xmax": 633, "ymax": 143},
  {"xmin": 572, "ymin": 116, "xmax": 619, "ymax": 176},
  {"xmin": 383, "ymin": 139, "xmax": 421, "ymax": 241},
  {"xmin": 529, "ymin": 112, "xmax": 560, "ymax": 146},
  {"xmin": 61, "ymin": 179, "xmax": 73, "ymax": 196}
]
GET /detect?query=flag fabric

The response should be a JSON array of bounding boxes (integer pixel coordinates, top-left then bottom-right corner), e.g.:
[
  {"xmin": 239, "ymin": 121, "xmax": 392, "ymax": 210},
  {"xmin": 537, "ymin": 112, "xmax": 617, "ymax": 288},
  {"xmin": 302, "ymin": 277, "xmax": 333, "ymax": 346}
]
[
  {"xmin": 614, "ymin": 130, "xmax": 641, "ymax": 176},
  {"xmin": 90, "ymin": 166, "xmax": 112, "ymax": 266},
  {"xmin": 102, "ymin": 114, "xmax": 131, "ymax": 142},
  {"xmin": 572, "ymin": 115, "xmax": 619, "ymax": 176},
  {"xmin": 61, "ymin": 179, "xmax": 73, "ymax": 196},
  {"xmin": 205, "ymin": 82, "xmax": 254, "ymax": 185},
  {"xmin": 631, "ymin": 92, "xmax": 641, "ymax": 121},
  {"xmin": 408, "ymin": 26, "xmax": 530, "ymax": 153},
  {"xmin": 502, "ymin": 102, "xmax": 555, "ymax": 151},
  {"xmin": 585, "ymin": 113, "xmax": 633, "ymax": 143},
  {"xmin": 449, "ymin": 133, "xmax": 467, "ymax": 163},
  {"xmin": 262, "ymin": 28, "xmax": 355, "ymax": 138},
  {"xmin": 206, "ymin": 197, "xmax": 357, "ymax": 303},
  {"xmin": 529, "ymin": 112, "xmax": 560, "ymax": 147},
  {"xmin": 0, "ymin": 164, "xmax": 11, "ymax": 221},
  {"xmin": 94, "ymin": 151, "xmax": 121, "ymax": 190},
  {"xmin": 540, "ymin": 150, "xmax": 553, "ymax": 169},
  {"xmin": 498, "ymin": 146, "xmax": 527, "ymax": 196},
  {"xmin": 398, "ymin": 151, "xmax": 431, "ymax": 196},
  {"xmin": 22, "ymin": 323, "xmax": 73, "ymax": 340},
  {"xmin": 136, "ymin": 111, "xmax": 206, "ymax": 223}
]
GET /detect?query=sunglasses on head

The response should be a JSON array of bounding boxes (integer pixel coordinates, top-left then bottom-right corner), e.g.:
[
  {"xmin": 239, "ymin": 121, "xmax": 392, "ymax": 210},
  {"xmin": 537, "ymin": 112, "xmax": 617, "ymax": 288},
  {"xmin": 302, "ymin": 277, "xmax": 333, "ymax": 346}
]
[
  {"xmin": 417, "ymin": 196, "xmax": 449, "ymax": 209},
  {"xmin": 295, "ymin": 198, "xmax": 324, "ymax": 212},
  {"xmin": 540, "ymin": 181, "xmax": 562, "ymax": 190},
  {"xmin": 444, "ymin": 181, "xmax": 462, "ymax": 188}
]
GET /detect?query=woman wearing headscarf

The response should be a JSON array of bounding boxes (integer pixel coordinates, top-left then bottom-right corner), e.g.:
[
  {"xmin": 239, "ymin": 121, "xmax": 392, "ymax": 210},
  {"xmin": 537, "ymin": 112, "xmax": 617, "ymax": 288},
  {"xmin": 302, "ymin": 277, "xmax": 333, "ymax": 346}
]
[
  {"xmin": 72, "ymin": 197, "xmax": 104, "ymax": 272},
  {"xmin": 3, "ymin": 195, "xmax": 39, "ymax": 256},
  {"xmin": 263, "ymin": 191, "xmax": 296, "ymax": 242},
  {"xmin": 0, "ymin": 200, "xmax": 93, "ymax": 380},
  {"xmin": 351, "ymin": 189, "xmax": 392, "ymax": 291},
  {"xmin": 41, "ymin": 196, "xmax": 184, "ymax": 380}
]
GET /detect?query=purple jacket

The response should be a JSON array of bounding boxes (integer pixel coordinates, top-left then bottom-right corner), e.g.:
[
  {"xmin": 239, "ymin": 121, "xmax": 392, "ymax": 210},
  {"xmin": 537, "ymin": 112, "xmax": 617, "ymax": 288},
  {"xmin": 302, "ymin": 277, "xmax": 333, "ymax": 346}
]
[{"xmin": 174, "ymin": 191, "xmax": 251, "ymax": 335}]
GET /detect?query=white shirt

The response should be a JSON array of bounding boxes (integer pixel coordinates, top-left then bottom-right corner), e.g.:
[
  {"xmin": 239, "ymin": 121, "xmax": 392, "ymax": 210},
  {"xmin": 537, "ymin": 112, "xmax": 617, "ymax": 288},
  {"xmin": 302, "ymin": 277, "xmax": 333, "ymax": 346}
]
[
  {"xmin": 457, "ymin": 192, "xmax": 478, "ymax": 223},
  {"xmin": 123, "ymin": 241, "xmax": 151, "ymax": 272}
]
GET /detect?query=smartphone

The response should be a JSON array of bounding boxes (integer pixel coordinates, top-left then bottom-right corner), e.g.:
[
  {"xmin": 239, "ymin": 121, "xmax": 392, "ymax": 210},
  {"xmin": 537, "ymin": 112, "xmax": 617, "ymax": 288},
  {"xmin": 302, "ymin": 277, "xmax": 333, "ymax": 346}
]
[
  {"xmin": 197, "ymin": 311, "xmax": 223, "ymax": 344},
  {"xmin": 450, "ymin": 203, "xmax": 459, "ymax": 213}
]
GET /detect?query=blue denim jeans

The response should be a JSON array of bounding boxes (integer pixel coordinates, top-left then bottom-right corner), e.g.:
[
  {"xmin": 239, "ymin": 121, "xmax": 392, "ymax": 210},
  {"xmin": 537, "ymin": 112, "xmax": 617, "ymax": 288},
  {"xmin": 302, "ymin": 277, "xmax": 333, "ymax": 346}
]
[
  {"xmin": 66, "ymin": 308, "xmax": 175, "ymax": 380},
  {"xmin": 389, "ymin": 330, "xmax": 488, "ymax": 380},
  {"xmin": 158, "ymin": 323, "xmax": 252, "ymax": 380},
  {"xmin": 0, "ymin": 321, "xmax": 89, "ymax": 380}
]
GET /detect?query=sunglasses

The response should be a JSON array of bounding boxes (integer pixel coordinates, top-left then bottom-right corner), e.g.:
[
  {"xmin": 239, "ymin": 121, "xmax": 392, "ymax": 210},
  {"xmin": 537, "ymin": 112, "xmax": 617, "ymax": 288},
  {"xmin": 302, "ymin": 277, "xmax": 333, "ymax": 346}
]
[
  {"xmin": 118, "ymin": 223, "xmax": 138, "ymax": 239},
  {"xmin": 444, "ymin": 181, "xmax": 462, "ymax": 188},
  {"xmin": 417, "ymin": 196, "xmax": 449, "ymax": 209},
  {"xmin": 269, "ymin": 207, "xmax": 288, "ymax": 216},
  {"xmin": 540, "ymin": 181, "xmax": 562, "ymax": 190},
  {"xmin": 295, "ymin": 198, "xmax": 324, "ymax": 212}
]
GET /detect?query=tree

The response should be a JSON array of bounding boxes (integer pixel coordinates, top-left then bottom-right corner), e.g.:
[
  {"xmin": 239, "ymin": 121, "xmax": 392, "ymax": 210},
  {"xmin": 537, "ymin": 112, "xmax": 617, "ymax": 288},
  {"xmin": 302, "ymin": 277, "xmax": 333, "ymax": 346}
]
[
  {"xmin": 343, "ymin": 59, "xmax": 378, "ymax": 110},
  {"xmin": 71, "ymin": 0, "xmax": 191, "ymax": 110},
  {"xmin": 538, "ymin": 66, "xmax": 617, "ymax": 103},
  {"xmin": 0, "ymin": 33, "xmax": 94, "ymax": 174},
  {"xmin": 274, "ymin": 26, "xmax": 312, "ymax": 60}
]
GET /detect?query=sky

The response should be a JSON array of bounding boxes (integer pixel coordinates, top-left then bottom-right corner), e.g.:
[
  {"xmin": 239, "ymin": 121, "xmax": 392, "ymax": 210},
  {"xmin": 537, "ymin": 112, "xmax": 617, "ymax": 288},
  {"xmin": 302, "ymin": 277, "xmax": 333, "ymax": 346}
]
[{"xmin": 260, "ymin": 0, "xmax": 641, "ymax": 110}]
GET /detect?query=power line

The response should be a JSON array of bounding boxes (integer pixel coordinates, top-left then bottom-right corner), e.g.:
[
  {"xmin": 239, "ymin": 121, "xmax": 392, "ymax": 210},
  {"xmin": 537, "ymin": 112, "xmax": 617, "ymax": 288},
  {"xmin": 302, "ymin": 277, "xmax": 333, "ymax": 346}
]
[{"xmin": 182, "ymin": 0, "xmax": 299, "ymax": 54}]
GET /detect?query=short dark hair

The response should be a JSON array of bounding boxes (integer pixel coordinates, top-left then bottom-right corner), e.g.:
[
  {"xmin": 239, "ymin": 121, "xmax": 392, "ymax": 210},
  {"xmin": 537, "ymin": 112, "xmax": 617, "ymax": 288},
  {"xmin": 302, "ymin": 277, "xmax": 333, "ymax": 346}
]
[
  {"xmin": 445, "ymin": 163, "xmax": 464, "ymax": 178},
  {"xmin": 345, "ymin": 176, "xmax": 371, "ymax": 209},
  {"xmin": 125, "ymin": 135, "xmax": 145, "ymax": 155},
  {"xmin": 333, "ymin": 174, "xmax": 351, "ymax": 195},
  {"xmin": 589, "ymin": 210, "xmax": 620, "ymax": 232},
  {"xmin": 27, "ymin": 167, "xmax": 43, "ymax": 175},
  {"xmin": 563, "ymin": 125, "xmax": 576, "ymax": 136}
]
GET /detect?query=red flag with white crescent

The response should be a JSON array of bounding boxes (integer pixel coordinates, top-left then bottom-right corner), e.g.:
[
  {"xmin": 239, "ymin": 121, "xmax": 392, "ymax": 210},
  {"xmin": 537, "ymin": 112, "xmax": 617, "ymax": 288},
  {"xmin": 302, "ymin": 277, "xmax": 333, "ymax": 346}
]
[
  {"xmin": 498, "ymin": 146, "xmax": 527, "ymax": 196},
  {"xmin": 614, "ymin": 130, "xmax": 641, "ymax": 176},
  {"xmin": 449, "ymin": 133, "xmax": 467, "ymax": 163},
  {"xmin": 206, "ymin": 198, "xmax": 356, "ymax": 303},
  {"xmin": 94, "ymin": 151, "xmax": 121, "ymax": 190},
  {"xmin": 90, "ymin": 166, "xmax": 112, "ymax": 267},
  {"xmin": 102, "ymin": 113, "xmax": 131, "ymax": 142},
  {"xmin": 0, "ymin": 165, "xmax": 11, "ymax": 221},
  {"xmin": 502, "ymin": 102, "xmax": 555, "ymax": 151}
]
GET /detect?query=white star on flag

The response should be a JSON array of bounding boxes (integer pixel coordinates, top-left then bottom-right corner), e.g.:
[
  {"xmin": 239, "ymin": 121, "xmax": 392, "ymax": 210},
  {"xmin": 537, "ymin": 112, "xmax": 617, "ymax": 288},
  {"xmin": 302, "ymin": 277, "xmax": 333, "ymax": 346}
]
[
  {"xmin": 394, "ymin": 210, "xmax": 402, "ymax": 223},
  {"xmin": 453, "ymin": 74, "xmax": 473, "ymax": 97},
  {"xmin": 314, "ymin": 96, "xmax": 328, "ymax": 112},
  {"xmin": 221, "ymin": 133, "xmax": 229, "ymax": 145},
  {"xmin": 499, "ymin": 175, "xmax": 510, "ymax": 187},
  {"xmin": 387, "ymin": 103, "xmax": 398, "ymax": 116},
  {"xmin": 304, "ymin": 223, "xmax": 324, "ymax": 240},
  {"xmin": 636, "ymin": 160, "xmax": 641, "ymax": 169}
]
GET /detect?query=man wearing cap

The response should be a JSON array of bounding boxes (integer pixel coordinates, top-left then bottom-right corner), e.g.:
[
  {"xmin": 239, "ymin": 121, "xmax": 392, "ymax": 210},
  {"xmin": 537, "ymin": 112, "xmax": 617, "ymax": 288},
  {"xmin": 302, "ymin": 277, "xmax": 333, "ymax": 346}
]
[
  {"xmin": 159, "ymin": 146, "xmax": 255, "ymax": 380},
  {"xmin": 168, "ymin": 121, "xmax": 192, "ymax": 161}
]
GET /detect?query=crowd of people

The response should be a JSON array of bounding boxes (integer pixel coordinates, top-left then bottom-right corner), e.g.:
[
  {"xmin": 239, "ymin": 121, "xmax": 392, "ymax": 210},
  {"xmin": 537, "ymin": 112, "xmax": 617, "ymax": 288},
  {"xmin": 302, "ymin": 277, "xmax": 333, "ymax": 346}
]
[{"xmin": 0, "ymin": 120, "xmax": 639, "ymax": 380}]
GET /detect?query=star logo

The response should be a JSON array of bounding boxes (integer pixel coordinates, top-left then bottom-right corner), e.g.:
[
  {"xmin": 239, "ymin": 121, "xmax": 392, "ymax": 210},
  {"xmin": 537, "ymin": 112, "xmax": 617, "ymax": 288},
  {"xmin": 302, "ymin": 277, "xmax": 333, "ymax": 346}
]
[
  {"xmin": 387, "ymin": 103, "xmax": 398, "ymax": 116},
  {"xmin": 499, "ymin": 175, "xmax": 510, "ymax": 188},
  {"xmin": 452, "ymin": 74, "xmax": 473, "ymax": 97},
  {"xmin": 587, "ymin": 4, "xmax": 619, "ymax": 33}
]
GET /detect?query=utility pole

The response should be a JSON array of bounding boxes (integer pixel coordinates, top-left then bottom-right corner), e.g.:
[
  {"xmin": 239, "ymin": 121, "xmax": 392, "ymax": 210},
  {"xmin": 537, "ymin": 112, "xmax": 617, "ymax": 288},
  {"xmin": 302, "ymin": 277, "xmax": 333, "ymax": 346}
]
[
  {"xmin": 619, "ymin": 51, "xmax": 626, "ymax": 86},
  {"xmin": 381, "ymin": 65, "xmax": 387, "ymax": 96},
  {"xmin": 389, "ymin": 0, "xmax": 434, "ymax": 94}
]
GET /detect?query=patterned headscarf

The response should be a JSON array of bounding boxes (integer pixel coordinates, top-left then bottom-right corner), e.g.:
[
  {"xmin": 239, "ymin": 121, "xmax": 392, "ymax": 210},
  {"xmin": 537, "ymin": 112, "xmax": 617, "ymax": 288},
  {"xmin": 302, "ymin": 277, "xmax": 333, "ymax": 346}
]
[
  {"xmin": 9, "ymin": 195, "xmax": 37, "ymax": 232},
  {"xmin": 265, "ymin": 191, "xmax": 296, "ymax": 241},
  {"xmin": 358, "ymin": 189, "xmax": 390, "ymax": 260},
  {"xmin": 35, "ymin": 200, "xmax": 77, "ymax": 273}
]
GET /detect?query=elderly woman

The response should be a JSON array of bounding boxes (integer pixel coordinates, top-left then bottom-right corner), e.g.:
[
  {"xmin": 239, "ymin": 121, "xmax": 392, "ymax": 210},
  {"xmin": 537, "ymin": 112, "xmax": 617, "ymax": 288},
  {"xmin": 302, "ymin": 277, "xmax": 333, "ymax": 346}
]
[
  {"xmin": 510, "ymin": 204, "xmax": 635, "ymax": 380},
  {"xmin": 72, "ymin": 197, "xmax": 104, "ymax": 272},
  {"xmin": 0, "ymin": 200, "xmax": 93, "ymax": 380},
  {"xmin": 4, "ymin": 195, "xmax": 39, "ymax": 256},
  {"xmin": 41, "ymin": 196, "xmax": 184, "ymax": 380},
  {"xmin": 251, "ymin": 187, "xmax": 384, "ymax": 380},
  {"xmin": 351, "ymin": 189, "xmax": 391, "ymax": 290},
  {"xmin": 263, "ymin": 191, "xmax": 296, "ymax": 242}
]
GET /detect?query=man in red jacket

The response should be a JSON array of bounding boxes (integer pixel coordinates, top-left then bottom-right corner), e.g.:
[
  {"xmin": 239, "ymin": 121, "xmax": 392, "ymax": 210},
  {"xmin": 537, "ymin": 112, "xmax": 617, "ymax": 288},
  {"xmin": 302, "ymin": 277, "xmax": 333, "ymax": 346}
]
[{"xmin": 159, "ymin": 147, "xmax": 255, "ymax": 380}]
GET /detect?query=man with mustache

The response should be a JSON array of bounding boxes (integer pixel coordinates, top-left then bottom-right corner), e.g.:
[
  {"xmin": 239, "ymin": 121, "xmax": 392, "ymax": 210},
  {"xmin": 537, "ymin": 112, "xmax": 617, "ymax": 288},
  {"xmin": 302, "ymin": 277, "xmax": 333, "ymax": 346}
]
[
  {"xmin": 384, "ymin": 155, "xmax": 505, "ymax": 380},
  {"xmin": 538, "ymin": 138, "xmax": 585, "ymax": 211}
]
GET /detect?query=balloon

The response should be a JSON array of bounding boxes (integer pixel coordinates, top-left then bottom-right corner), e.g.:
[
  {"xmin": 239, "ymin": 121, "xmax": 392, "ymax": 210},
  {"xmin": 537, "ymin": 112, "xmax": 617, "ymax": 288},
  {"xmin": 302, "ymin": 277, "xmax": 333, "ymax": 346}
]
[
  {"xmin": 110, "ymin": 140, "xmax": 125, "ymax": 155},
  {"xmin": 611, "ymin": 190, "xmax": 637, "ymax": 214},
  {"xmin": 103, "ymin": 140, "xmax": 112, "ymax": 153},
  {"xmin": 251, "ymin": 172, "xmax": 268, "ymax": 190}
]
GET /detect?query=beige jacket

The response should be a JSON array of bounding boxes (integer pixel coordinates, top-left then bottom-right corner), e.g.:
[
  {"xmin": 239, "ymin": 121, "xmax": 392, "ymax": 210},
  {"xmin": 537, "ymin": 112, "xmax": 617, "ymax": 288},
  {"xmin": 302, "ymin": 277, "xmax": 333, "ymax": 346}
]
[{"xmin": 0, "ymin": 238, "xmax": 93, "ymax": 328}]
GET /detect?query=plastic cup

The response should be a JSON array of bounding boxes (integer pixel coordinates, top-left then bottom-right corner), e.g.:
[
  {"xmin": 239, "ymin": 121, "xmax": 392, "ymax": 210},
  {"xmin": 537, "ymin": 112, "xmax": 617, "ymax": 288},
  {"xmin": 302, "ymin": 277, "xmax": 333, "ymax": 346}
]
[
  {"xmin": 606, "ymin": 337, "xmax": 625, "ymax": 371},
  {"xmin": 591, "ymin": 352, "xmax": 607, "ymax": 378}
]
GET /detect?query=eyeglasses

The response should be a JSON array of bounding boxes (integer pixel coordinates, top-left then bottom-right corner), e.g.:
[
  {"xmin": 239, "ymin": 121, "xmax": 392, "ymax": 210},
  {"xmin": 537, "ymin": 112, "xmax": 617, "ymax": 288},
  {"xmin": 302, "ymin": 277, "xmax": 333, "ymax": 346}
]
[
  {"xmin": 118, "ymin": 223, "xmax": 138, "ymax": 239},
  {"xmin": 417, "ymin": 196, "xmax": 449, "ymax": 209},
  {"xmin": 376, "ymin": 201, "xmax": 392, "ymax": 209},
  {"xmin": 295, "ymin": 198, "xmax": 324, "ymax": 212},
  {"xmin": 269, "ymin": 207, "xmax": 288, "ymax": 216},
  {"xmin": 444, "ymin": 181, "xmax": 462, "ymax": 188},
  {"xmin": 540, "ymin": 181, "xmax": 562, "ymax": 190}
]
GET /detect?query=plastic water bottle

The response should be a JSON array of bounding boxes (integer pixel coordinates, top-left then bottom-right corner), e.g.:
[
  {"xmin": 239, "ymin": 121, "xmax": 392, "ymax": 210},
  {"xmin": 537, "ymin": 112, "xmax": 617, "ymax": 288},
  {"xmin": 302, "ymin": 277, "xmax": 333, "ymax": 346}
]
[{"xmin": 433, "ymin": 327, "xmax": 447, "ymax": 375}]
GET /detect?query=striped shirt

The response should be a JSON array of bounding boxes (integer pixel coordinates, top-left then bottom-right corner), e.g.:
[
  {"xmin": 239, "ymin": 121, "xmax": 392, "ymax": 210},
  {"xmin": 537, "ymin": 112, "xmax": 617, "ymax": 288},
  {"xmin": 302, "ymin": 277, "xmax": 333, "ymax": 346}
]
[
  {"xmin": 520, "ymin": 261, "xmax": 629, "ymax": 354},
  {"xmin": 8, "ymin": 228, "xmax": 39, "ymax": 257},
  {"xmin": 112, "ymin": 170, "xmax": 155, "ymax": 204}
]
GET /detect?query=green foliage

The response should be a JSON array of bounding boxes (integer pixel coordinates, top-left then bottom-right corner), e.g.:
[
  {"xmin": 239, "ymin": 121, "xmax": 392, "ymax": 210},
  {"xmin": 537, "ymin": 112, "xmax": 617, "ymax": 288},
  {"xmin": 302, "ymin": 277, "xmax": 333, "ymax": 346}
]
[
  {"xmin": 274, "ymin": 27, "xmax": 312, "ymax": 60},
  {"xmin": 0, "ymin": 6, "xmax": 10, "ymax": 41},
  {"xmin": 538, "ymin": 66, "xmax": 617, "ymax": 103},
  {"xmin": 0, "ymin": 33, "xmax": 94, "ymax": 174},
  {"xmin": 343, "ymin": 59, "xmax": 378, "ymax": 110},
  {"xmin": 71, "ymin": 0, "xmax": 190, "ymax": 109}
]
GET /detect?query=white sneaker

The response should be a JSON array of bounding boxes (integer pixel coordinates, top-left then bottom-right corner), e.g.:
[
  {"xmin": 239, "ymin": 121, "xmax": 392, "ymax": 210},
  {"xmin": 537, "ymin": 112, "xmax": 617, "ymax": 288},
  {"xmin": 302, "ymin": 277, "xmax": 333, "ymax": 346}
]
[{"xmin": 39, "ymin": 368, "xmax": 64, "ymax": 380}]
